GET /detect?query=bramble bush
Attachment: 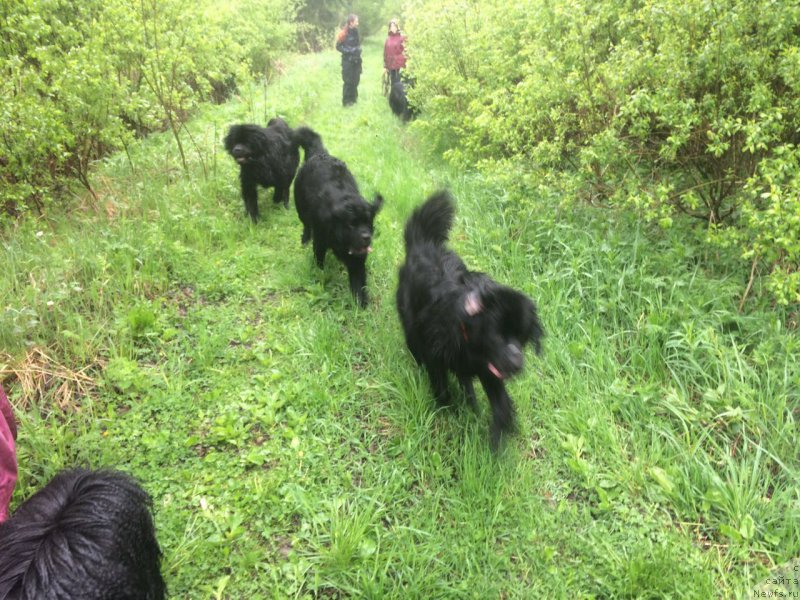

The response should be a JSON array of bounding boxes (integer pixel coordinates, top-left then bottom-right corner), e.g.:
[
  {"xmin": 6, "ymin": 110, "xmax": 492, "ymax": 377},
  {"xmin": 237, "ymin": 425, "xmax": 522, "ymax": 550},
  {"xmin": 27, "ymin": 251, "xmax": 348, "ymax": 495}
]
[
  {"xmin": 0, "ymin": 0, "xmax": 298, "ymax": 218},
  {"xmin": 404, "ymin": 0, "xmax": 800, "ymax": 305}
]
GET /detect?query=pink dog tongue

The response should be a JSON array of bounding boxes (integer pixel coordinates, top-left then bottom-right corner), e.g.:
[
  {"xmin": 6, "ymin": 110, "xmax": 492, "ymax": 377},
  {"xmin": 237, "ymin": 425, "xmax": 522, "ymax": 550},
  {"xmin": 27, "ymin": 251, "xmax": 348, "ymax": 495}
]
[{"xmin": 488, "ymin": 363, "xmax": 503, "ymax": 379}]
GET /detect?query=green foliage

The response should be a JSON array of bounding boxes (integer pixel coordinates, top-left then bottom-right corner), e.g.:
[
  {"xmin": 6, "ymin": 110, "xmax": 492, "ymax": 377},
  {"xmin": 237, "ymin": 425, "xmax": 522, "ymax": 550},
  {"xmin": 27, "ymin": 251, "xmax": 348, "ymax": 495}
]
[
  {"xmin": 205, "ymin": 0, "xmax": 300, "ymax": 79},
  {"xmin": 295, "ymin": 0, "xmax": 395, "ymax": 51},
  {"xmin": 295, "ymin": 0, "xmax": 349, "ymax": 51},
  {"xmin": 0, "ymin": 0, "xmax": 298, "ymax": 219},
  {"xmin": 2, "ymin": 41, "xmax": 797, "ymax": 597},
  {"xmin": 712, "ymin": 144, "xmax": 800, "ymax": 304},
  {"xmin": 405, "ymin": 0, "xmax": 800, "ymax": 305},
  {"xmin": 103, "ymin": 357, "xmax": 148, "ymax": 396}
]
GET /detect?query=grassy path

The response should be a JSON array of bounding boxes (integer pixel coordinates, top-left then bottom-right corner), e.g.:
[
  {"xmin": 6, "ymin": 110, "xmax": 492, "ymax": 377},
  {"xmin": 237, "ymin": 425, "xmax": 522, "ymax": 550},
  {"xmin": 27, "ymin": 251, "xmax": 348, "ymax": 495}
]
[{"xmin": 2, "ymin": 39, "xmax": 797, "ymax": 598}]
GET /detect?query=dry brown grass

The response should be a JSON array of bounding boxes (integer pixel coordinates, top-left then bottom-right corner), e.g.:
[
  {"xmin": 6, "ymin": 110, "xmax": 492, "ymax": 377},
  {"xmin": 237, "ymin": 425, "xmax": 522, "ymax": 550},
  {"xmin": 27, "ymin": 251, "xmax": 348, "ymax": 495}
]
[{"xmin": 0, "ymin": 347, "xmax": 101, "ymax": 412}]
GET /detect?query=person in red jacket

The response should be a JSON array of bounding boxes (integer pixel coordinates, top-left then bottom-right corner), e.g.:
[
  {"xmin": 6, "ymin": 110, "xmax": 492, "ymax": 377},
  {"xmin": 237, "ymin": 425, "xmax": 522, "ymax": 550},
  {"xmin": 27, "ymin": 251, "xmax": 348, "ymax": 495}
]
[
  {"xmin": 383, "ymin": 18, "xmax": 407, "ymax": 86},
  {"xmin": 0, "ymin": 383, "xmax": 17, "ymax": 523}
]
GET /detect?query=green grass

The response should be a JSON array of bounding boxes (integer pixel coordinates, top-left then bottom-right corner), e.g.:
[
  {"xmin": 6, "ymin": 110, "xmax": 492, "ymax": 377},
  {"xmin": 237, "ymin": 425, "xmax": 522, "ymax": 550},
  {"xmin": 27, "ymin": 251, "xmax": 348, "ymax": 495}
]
[{"xmin": 1, "ymin": 37, "xmax": 798, "ymax": 598}]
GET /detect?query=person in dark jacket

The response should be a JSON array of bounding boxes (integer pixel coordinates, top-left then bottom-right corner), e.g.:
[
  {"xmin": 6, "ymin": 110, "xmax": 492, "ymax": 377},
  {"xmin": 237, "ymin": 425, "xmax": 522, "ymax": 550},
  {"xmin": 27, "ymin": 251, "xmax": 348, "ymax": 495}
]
[
  {"xmin": 383, "ymin": 18, "xmax": 407, "ymax": 86},
  {"xmin": 336, "ymin": 14, "xmax": 362, "ymax": 106}
]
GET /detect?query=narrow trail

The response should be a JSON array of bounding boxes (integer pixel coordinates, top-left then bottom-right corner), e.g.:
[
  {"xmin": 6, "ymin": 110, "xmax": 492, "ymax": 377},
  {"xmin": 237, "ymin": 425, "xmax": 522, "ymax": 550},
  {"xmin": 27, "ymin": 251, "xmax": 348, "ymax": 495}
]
[
  {"xmin": 148, "ymin": 41, "xmax": 702, "ymax": 597},
  {"xmin": 137, "ymin": 40, "xmax": 571, "ymax": 598}
]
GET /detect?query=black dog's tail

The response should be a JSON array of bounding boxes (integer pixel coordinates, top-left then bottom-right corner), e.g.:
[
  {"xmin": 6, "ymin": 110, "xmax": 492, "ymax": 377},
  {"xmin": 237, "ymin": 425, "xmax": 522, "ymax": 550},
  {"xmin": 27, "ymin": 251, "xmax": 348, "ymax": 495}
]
[
  {"xmin": 293, "ymin": 126, "xmax": 327, "ymax": 160},
  {"xmin": 404, "ymin": 191, "xmax": 455, "ymax": 249}
]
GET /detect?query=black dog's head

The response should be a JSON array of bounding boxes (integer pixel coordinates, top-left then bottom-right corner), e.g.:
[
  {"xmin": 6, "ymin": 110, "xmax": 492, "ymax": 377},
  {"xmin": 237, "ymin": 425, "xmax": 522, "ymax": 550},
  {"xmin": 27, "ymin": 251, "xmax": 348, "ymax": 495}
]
[
  {"xmin": 332, "ymin": 194, "xmax": 384, "ymax": 257},
  {"xmin": 460, "ymin": 282, "xmax": 543, "ymax": 380},
  {"xmin": 224, "ymin": 124, "xmax": 266, "ymax": 165},
  {"xmin": 0, "ymin": 468, "xmax": 165, "ymax": 600}
]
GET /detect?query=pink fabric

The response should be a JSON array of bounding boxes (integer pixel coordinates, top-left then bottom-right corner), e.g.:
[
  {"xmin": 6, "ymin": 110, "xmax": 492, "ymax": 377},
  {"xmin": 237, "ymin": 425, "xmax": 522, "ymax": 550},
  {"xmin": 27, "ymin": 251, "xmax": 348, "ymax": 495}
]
[{"xmin": 0, "ymin": 383, "xmax": 17, "ymax": 523}]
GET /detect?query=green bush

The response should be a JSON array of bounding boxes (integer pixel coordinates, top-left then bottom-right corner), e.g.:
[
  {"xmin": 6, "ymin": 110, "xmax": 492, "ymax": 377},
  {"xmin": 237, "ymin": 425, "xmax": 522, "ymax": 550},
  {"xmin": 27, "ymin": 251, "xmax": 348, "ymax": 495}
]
[
  {"xmin": 0, "ymin": 0, "xmax": 298, "ymax": 219},
  {"xmin": 405, "ymin": 0, "xmax": 800, "ymax": 305}
]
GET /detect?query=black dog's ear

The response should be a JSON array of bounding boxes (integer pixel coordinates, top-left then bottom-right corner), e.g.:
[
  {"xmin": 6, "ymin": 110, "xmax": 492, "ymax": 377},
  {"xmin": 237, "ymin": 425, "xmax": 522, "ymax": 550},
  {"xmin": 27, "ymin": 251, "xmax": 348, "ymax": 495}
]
[
  {"xmin": 372, "ymin": 194, "xmax": 384, "ymax": 214},
  {"xmin": 330, "ymin": 202, "xmax": 351, "ymax": 222},
  {"xmin": 503, "ymin": 289, "xmax": 544, "ymax": 354},
  {"xmin": 464, "ymin": 290, "xmax": 483, "ymax": 316}
]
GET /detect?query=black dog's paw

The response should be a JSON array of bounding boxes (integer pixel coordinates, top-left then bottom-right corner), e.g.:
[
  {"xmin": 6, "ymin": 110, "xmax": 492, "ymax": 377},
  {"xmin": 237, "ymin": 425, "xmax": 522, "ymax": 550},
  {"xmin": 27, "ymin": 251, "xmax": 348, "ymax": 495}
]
[{"xmin": 356, "ymin": 287, "xmax": 369, "ymax": 308}]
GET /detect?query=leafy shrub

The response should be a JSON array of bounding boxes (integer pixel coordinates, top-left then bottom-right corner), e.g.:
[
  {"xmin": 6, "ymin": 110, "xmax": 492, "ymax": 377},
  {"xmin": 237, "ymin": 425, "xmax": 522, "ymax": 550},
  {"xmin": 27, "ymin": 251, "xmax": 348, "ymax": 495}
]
[
  {"xmin": 206, "ymin": 0, "xmax": 299, "ymax": 79},
  {"xmin": 405, "ymin": 0, "xmax": 800, "ymax": 305},
  {"xmin": 0, "ymin": 0, "xmax": 298, "ymax": 219}
]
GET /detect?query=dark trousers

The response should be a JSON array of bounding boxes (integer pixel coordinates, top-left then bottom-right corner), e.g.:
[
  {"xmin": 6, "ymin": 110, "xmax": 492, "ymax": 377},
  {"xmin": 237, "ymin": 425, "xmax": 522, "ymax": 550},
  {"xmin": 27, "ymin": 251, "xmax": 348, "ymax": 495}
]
[
  {"xmin": 342, "ymin": 60, "xmax": 361, "ymax": 106},
  {"xmin": 388, "ymin": 69, "xmax": 401, "ymax": 85}
]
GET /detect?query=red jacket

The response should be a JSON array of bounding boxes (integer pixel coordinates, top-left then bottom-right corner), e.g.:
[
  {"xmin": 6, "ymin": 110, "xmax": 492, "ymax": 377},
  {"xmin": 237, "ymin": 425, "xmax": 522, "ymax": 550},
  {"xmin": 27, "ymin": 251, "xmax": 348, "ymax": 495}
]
[{"xmin": 384, "ymin": 32, "xmax": 407, "ymax": 70}]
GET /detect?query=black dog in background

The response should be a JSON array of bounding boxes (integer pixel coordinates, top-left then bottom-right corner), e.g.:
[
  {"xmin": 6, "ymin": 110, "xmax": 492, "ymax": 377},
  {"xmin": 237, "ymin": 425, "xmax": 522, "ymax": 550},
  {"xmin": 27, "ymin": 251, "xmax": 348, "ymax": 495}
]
[
  {"xmin": 389, "ymin": 77, "xmax": 416, "ymax": 122},
  {"xmin": 397, "ymin": 192, "xmax": 544, "ymax": 448},
  {"xmin": 293, "ymin": 126, "xmax": 384, "ymax": 307},
  {"xmin": 0, "ymin": 468, "xmax": 165, "ymax": 600},
  {"xmin": 224, "ymin": 117, "xmax": 300, "ymax": 222}
]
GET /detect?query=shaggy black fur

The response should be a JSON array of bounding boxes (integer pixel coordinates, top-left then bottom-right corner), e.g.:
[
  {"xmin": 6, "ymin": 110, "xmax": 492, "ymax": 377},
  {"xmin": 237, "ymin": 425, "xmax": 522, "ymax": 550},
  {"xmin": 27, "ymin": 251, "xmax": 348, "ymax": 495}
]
[
  {"xmin": 224, "ymin": 117, "xmax": 300, "ymax": 222},
  {"xmin": 293, "ymin": 126, "xmax": 384, "ymax": 307},
  {"xmin": 396, "ymin": 191, "xmax": 544, "ymax": 448},
  {"xmin": 388, "ymin": 78, "xmax": 416, "ymax": 122},
  {"xmin": 0, "ymin": 468, "xmax": 165, "ymax": 600}
]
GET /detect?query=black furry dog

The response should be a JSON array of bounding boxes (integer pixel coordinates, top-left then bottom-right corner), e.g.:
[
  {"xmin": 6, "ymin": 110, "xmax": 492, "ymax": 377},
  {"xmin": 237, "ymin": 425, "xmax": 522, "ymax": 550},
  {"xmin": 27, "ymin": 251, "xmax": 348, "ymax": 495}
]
[
  {"xmin": 396, "ymin": 192, "xmax": 544, "ymax": 448},
  {"xmin": 293, "ymin": 126, "xmax": 384, "ymax": 307},
  {"xmin": 388, "ymin": 77, "xmax": 416, "ymax": 122},
  {"xmin": 224, "ymin": 117, "xmax": 300, "ymax": 222},
  {"xmin": 0, "ymin": 468, "xmax": 165, "ymax": 600}
]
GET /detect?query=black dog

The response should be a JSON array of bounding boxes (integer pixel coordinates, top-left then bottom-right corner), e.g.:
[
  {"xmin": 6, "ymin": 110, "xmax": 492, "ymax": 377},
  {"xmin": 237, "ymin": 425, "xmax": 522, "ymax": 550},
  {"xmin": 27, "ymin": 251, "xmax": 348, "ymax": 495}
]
[
  {"xmin": 389, "ymin": 77, "xmax": 416, "ymax": 122},
  {"xmin": 0, "ymin": 468, "xmax": 165, "ymax": 599},
  {"xmin": 293, "ymin": 126, "xmax": 384, "ymax": 307},
  {"xmin": 396, "ymin": 192, "xmax": 544, "ymax": 448},
  {"xmin": 224, "ymin": 117, "xmax": 300, "ymax": 222}
]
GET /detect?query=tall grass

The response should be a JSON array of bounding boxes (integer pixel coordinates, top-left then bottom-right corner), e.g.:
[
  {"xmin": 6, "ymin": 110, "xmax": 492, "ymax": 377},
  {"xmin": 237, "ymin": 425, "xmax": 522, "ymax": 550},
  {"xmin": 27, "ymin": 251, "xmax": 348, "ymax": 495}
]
[{"xmin": 0, "ymin": 38, "xmax": 797, "ymax": 598}]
